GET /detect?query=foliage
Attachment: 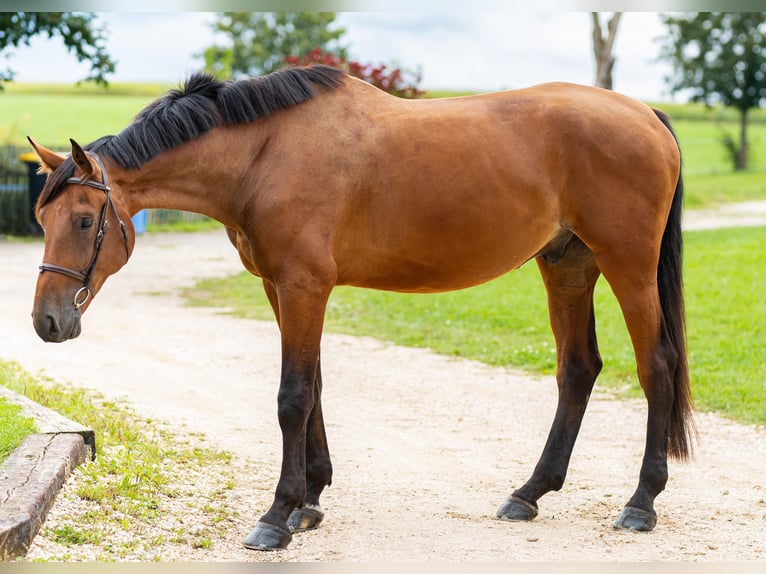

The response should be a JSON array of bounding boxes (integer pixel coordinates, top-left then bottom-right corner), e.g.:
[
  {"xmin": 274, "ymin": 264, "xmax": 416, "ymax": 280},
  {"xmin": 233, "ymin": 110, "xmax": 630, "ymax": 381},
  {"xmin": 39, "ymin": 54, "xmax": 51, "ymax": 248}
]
[
  {"xmin": 286, "ymin": 47, "xmax": 424, "ymax": 98},
  {"xmin": 0, "ymin": 12, "xmax": 115, "ymax": 88},
  {"xmin": 659, "ymin": 13, "xmax": 766, "ymax": 170},
  {"xmin": 202, "ymin": 12, "xmax": 347, "ymax": 79},
  {"xmin": 185, "ymin": 226, "xmax": 766, "ymax": 426}
]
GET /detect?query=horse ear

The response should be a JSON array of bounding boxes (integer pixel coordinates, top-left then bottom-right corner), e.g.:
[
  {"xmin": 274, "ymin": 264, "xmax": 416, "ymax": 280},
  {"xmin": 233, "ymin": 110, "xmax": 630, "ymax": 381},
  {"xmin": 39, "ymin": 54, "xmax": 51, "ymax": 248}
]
[
  {"xmin": 26, "ymin": 136, "xmax": 66, "ymax": 174},
  {"xmin": 70, "ymin": 139, "xmax": 96, "ymax": 178}
]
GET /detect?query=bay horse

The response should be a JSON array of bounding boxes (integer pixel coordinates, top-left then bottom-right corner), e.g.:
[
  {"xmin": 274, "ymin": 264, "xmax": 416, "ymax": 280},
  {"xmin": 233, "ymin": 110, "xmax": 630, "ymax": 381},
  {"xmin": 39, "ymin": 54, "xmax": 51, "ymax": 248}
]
[{"xmin": 28, "ymin": 65, "xmax": 695, "ymax": 551}]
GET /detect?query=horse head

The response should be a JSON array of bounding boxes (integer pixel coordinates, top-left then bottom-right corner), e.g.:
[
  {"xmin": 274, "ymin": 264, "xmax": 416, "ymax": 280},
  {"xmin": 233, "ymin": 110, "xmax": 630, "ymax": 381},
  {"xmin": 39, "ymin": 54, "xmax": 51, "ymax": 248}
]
[{"xmin": 28, "ymin": 137, "xmax": 135, "ymax": 342}]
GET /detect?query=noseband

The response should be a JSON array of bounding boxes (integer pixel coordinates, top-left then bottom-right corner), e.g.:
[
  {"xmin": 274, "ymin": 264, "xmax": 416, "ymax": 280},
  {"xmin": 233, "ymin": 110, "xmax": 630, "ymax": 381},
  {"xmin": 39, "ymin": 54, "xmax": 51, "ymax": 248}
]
[{"xmin": 38, "ymin": 153, "xmax": 131, "ymax": 310}]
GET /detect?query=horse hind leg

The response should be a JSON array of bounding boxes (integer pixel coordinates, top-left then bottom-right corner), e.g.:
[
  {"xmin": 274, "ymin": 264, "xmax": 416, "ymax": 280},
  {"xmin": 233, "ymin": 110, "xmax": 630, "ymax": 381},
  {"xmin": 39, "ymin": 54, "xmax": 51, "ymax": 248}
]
[
  {"xmin": 498, "ymin": 236, "xmax": 603, "ymax": 521},
  {"xmin": 594, "ymin": 228, "xmax": 693, "ymax": 532}
]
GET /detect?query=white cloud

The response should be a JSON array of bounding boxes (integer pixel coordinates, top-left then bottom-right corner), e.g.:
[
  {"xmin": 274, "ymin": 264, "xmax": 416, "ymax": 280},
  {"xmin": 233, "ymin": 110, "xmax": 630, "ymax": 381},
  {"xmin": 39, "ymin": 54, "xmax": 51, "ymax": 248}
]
[{"xmin": 102, "ymin": 13, "xmax": 217, "ymax": 83}]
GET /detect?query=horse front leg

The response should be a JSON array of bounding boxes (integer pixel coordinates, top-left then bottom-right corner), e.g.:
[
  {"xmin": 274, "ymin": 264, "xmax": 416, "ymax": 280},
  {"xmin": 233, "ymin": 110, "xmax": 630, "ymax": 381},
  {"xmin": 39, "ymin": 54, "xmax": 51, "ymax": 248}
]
[
  {"xmin": 287, "ymin": 352, "xmax": 332, "ymax": 532},
  {"xmin": 260, "ymin": 280, "xmax": 333, "ymax": 534},
  {"xmin": 243, "ymin": 276, "xmax": 332, "ymax": 551}
]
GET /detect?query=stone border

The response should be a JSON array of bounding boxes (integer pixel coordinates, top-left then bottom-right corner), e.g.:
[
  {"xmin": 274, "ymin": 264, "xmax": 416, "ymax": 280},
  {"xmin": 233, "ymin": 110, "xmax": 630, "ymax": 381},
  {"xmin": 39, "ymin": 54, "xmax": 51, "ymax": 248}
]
[{"xmin": 0, "ymin": 386, "xmax": 94, "ymax": 560}]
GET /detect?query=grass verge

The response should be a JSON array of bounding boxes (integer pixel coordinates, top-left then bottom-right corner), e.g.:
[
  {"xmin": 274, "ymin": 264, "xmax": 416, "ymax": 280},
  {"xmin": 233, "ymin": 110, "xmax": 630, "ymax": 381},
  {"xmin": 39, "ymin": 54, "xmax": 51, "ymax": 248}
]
[
  {"xmin": 0, "ymin": 395, "xmax": 37, "ymax": 463},
  {"xmin": 0, "ymin": 359, "xmax": 244, "ymax": 561},
  {"xmin": 184, "ymin": 226, "xmax": 766, "ymax": 427}
]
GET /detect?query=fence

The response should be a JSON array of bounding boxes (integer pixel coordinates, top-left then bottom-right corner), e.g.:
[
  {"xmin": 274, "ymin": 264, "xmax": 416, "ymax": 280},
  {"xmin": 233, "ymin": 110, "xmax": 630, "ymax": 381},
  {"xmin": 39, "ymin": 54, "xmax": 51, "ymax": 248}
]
[{"xmin": 1, "ymin": 146, "xmax": 34, "ymax": 236}]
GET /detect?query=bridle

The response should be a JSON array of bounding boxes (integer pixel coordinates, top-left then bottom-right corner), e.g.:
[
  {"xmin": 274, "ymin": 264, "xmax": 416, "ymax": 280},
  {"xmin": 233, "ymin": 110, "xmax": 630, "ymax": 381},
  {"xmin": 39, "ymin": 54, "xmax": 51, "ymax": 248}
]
[{"xmin": 38, "ymin": 153, "xmax": 131, "ymax": 310}]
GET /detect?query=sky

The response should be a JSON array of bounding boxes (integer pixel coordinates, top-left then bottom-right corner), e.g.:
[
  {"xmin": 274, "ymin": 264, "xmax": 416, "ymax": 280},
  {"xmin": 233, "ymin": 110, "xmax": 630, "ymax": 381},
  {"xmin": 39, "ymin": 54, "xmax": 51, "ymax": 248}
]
[{"xmin": 6, "ymin": 12, "xmax": 679, "ymax": 102}]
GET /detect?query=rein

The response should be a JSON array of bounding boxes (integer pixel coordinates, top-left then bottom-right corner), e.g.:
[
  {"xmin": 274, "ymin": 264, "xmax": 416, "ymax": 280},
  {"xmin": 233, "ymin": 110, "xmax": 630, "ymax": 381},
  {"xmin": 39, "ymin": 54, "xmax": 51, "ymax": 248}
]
[{"xmin": 38, "ymin": 153, "xmax": 131, "ymax": 310}]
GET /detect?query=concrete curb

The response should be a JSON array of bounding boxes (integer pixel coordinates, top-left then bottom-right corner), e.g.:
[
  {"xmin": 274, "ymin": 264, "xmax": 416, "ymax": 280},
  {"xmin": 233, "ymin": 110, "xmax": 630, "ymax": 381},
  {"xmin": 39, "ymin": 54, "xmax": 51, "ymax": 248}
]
[{"xmin": 0, "ymin": 387, "xmax": 95, "ymax": 560}]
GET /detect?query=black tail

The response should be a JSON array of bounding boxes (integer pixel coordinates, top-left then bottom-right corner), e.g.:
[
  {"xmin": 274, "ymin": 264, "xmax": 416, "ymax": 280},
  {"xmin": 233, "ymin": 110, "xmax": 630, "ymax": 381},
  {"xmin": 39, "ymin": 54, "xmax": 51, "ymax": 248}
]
[{"xmin": 653, "ymin": 108, "xmax": 697, "ymax": 460}]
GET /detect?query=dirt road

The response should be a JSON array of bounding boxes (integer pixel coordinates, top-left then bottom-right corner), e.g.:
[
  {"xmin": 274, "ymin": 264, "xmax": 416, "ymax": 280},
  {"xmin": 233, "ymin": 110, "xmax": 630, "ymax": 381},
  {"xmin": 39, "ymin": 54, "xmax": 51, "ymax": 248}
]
[{"xmin": 1, "ymin": 207, "xmax": 765, "ymax": 561}]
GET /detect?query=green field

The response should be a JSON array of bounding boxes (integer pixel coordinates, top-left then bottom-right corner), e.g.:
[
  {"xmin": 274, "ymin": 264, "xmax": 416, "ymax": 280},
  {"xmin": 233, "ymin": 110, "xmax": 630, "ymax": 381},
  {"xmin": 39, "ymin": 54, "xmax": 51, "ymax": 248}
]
[
  {"xmin": 0, "ymin": 81, "xmax": 171, "ymax": 150},
  {"xmin": 186, "ymin": 226, "xmax": 766, "ymax": 427}
]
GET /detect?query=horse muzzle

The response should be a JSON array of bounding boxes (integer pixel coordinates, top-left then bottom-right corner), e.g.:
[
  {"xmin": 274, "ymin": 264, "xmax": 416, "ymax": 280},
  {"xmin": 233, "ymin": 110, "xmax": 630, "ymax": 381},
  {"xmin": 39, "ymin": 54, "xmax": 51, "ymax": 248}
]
[{"xmin": 32, "ymin": 305, "xmax": 83, "ymax": 342}]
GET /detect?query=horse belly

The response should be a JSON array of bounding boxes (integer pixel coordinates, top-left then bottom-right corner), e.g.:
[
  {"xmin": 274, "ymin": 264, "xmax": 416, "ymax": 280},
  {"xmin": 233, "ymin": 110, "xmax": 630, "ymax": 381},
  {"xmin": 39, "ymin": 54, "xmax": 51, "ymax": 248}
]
[{"xmin": 335, "ymin": 190, "xmax": 558, "ymax": 293}]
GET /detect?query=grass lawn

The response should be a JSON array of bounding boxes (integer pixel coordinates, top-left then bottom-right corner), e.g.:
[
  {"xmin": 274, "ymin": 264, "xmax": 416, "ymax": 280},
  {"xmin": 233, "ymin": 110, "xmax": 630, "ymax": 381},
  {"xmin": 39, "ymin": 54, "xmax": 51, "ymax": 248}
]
[
  {"xmin": 185, "ymin": 226, "xmax": 766, "ymax": 427},
  {"xmin": 0, "ymin": 396, "xmax": 37, "ymax": 463},
  {"xmin": 0, "ymin": 362, "xmax": 38, "ymax": 462},
  {"xmin": 0, "ymin": 92, "xmax": 159, "ymax": 150},
  {"xmin": 671, "ymin": 116, "xmax": 766, "ymax": 208}
]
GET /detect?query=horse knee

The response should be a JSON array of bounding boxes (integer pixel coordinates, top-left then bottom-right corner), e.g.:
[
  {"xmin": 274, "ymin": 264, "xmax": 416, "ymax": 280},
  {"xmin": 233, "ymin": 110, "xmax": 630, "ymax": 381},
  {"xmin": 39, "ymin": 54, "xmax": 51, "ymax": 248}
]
[{"xmin": 277, "ymin": 390, "xmax": 314, "ymax": 431}]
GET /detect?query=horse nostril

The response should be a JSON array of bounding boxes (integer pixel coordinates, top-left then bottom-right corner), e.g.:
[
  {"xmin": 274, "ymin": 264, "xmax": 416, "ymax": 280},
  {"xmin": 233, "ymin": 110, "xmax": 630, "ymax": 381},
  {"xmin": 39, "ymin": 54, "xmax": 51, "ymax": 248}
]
[{"xmin": 46, "ymin": 314, "xmax": 60, "ymax": 338}]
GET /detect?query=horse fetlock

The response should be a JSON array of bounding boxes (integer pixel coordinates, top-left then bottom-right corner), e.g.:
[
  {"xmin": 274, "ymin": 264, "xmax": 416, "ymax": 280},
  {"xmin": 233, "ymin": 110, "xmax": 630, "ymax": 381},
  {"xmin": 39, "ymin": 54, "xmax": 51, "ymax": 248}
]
[{"xmin": 287, "ymin": 503, "xmax": 325, "ymax": 532}]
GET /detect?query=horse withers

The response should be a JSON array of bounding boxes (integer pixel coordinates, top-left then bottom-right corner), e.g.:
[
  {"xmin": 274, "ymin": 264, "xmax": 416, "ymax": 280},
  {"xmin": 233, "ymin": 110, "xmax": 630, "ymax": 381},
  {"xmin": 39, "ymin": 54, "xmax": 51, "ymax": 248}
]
[{"xmin": 28, "ymin": 65, "xmax": 695, "ymax": 551}]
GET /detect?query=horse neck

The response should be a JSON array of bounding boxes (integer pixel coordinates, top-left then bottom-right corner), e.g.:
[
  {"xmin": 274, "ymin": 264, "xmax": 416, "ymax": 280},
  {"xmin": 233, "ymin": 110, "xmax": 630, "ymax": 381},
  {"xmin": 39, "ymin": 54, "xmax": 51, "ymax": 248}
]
[{"xmin": 114, "ymin": 126, "xmax": 264, "ymax": 227}]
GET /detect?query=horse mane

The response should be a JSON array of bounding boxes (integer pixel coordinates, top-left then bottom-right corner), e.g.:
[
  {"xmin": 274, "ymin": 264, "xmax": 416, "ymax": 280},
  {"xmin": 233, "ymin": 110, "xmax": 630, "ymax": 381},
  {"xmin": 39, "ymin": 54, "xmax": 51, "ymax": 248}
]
[{"xmin": 37, "ymin": 65, "xmax": 345, "ymax": 209}]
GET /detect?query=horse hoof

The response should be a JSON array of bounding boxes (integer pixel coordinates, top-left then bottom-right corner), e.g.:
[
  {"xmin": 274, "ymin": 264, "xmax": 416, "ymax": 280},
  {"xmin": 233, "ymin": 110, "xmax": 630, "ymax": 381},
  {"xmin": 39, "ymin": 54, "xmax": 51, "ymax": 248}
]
[
  {"xmin": 613, "ymin": 506, "xmax": 657, "ymax": 531},
  {"xmin": 242, "ymin": 521, "xmax": 293, "ymax": 551},
  {"xmin": 287, "ymin": 503, "xmax": 324, "ymax": 532},
  {"xmin": 496, "ymin": 495, "xmax": 539, "ymax": 521}
]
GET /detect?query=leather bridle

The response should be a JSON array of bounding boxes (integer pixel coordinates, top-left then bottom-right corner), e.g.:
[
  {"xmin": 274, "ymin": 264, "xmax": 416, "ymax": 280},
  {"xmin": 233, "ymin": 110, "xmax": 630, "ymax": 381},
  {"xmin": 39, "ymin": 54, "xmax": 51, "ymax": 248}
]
[{"xmin": 38, "ymin": 153, "xmax": 131, "ymax": 310}]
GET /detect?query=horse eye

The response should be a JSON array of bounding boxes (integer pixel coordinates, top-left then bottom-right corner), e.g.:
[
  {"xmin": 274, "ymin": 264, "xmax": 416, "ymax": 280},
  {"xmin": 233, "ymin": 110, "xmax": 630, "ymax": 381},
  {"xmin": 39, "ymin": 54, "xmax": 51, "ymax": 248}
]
[{"xmin": 79, "ymin": 218, "xmax": 94, "ymax": 230}]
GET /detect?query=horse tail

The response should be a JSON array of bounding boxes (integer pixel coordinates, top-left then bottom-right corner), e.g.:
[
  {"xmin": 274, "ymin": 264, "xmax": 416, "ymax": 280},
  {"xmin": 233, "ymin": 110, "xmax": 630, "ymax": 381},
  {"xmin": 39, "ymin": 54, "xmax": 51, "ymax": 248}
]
[{"xmin": 653, "ymin": 108, "xmax": 697, "ymax": 461}]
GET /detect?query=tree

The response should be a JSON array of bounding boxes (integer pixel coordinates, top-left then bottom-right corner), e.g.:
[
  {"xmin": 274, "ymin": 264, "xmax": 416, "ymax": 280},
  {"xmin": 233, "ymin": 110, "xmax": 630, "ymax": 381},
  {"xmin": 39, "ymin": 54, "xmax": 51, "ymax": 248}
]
[
  {"xmin": 591, "ymin": 12, "xmax": 622, "ymax": 90},
  {"xmin": 203, "ymin": 12, "xmax": 347, "ymax": 79},
  {"xmin": 0, "ymin": 12, "xmax": 115, "ymax": 87},
  {"xmin": 659, "ymin": 12, "xmax": 766, "ymax": 170}
]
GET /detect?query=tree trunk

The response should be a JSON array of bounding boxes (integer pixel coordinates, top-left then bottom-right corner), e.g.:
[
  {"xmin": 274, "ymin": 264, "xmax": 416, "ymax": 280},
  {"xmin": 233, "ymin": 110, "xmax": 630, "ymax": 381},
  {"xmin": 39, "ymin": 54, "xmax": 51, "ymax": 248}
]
[
  {"xmin": 737, "ymin": 107, "xmax": 749, "ymax": 171},
  {"xmin": 592, "ymin": 12, "xmax": 622, "ymax": 90}
]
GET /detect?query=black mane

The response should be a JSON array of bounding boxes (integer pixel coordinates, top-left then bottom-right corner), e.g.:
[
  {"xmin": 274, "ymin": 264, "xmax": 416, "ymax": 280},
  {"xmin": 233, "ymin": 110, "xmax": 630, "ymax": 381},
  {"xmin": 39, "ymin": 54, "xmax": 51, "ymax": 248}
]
[{"xmin": 38, "ymin": 65, "xmax": 345, "ymax": 208}]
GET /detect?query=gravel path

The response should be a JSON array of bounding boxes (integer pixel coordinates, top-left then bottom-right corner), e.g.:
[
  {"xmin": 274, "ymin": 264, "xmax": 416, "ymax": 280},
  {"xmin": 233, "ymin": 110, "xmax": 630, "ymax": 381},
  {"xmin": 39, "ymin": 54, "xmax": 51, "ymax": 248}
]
[{"xmin": 1, "ymin": 203, "xmax": 765, "ymax": 561}]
